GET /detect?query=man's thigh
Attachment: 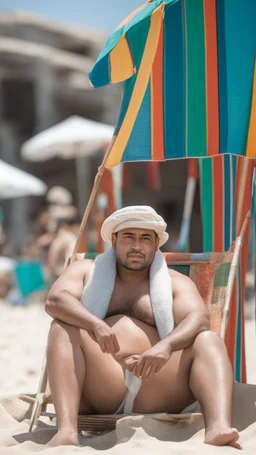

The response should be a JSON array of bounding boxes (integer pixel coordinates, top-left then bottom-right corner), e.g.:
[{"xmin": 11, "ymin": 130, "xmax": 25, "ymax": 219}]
[
  {"xmin": 80, "ymin": 328, "xmax": 127, "ymax": 414},
  {"xmin": 80, "ymin": 314, "xmax": 157, "ymax": 414},
  {"xmin": 134, "ymin": 348, "xmax": 195, "ymax": 414}
]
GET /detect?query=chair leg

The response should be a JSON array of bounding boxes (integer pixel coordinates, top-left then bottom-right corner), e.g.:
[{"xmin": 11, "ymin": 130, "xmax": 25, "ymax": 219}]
[
  {"xmin": 28, "ymin": 355, "xmax": 48, "ymax": 432},
  {"xmin": 28, "ymin": 399, "xmax": 41, "ymax": 432}
]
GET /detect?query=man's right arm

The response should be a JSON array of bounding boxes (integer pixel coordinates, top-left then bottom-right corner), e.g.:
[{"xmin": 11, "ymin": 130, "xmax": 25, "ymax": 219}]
[
  {"xmin": 45, "ymin": 260, "xmax": 101, "ymax": 331},
  {"xmin": 45, "ymin": 260, "xmax": 120, "ymax": 354}
]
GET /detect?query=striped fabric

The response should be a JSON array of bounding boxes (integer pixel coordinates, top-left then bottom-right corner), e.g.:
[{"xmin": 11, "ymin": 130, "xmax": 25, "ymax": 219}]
[
  {"xmin": 89, "ymin": 0, "xmax": 256, "ymax": 167},
  {"xmin": 199, "ymin": 155, "xmax": 255, "ymax": 382}
]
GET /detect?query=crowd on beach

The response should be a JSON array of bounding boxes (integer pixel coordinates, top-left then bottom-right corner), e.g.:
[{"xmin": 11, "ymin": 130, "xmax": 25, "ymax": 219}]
[{"xmin": 0, "ymin": 186, "xmax": 93, "ymax": 305}]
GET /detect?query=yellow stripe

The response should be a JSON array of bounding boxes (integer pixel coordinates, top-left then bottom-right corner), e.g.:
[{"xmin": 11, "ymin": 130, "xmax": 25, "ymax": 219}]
[
  {"xmin": 246, "ymin": 60, "xmax": 256, "ymax": 158},
  {"xmin": 110, "ymin": 37, "xmax": 135, "ymax": 84},
  {"xmin": 105, "ymin": 4, "xmax": 165, "ymax": 169}
]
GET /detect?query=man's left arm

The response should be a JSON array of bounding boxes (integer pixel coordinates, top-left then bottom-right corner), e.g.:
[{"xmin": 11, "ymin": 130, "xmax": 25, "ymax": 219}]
[
  {"xmin": 125, "ymin": 272, "xmax": 210, "ymax": 379},
  {"xmin": 164, "ymin": 272, "xmax": 210, "ymax": 352}
]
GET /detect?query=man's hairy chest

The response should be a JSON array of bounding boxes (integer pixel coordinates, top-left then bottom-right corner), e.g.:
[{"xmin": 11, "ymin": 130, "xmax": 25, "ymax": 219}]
[{"xmin": 106, "ymin": 282, "xmax": 156, "ymax": 327}]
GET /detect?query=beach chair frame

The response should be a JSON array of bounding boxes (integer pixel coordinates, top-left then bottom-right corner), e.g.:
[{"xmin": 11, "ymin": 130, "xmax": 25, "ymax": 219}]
[{"xmin": 27, "ymin": 211, "xmax": 251, "ymax": 432}]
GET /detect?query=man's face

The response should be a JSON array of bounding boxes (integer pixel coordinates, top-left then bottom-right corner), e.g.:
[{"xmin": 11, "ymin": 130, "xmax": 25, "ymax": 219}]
[{"xmin": 111, "ymin": 228, "xmax": 159, "ymax": 271}]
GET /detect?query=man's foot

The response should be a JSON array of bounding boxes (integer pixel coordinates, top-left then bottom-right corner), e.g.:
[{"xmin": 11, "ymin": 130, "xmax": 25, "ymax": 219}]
[
  {"xmin": 47, "ymin": 429, "xmax": 79, "ymax": 447},
  {"xmin": 205, "ymin": 426, "xmax": 242, "ymax": 449}
]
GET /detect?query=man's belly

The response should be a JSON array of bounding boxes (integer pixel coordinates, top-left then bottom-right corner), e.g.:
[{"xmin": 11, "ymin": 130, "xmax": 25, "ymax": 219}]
[
  {"xmin": 103, "ymin": 314, "xmax": 195, "ymax": 413},
  {"xmin": 104, "ymin": 314, "xmax": 160, "ymax": 364}
]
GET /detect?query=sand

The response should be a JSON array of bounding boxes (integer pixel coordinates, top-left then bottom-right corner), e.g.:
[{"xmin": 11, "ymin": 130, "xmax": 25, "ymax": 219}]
[{"xmin": 0, "ymin": 296, "xmax": 255, "ymax": 453}]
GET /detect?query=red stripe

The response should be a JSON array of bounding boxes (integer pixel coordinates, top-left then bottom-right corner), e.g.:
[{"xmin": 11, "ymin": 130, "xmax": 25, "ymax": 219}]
[
  {"xmin": 116, "ymin": 2, "xmax": 149, "ymax": 30},
  {"xmin": 203, "ymin": 0, "xmax": 219, "ymax": 156},
  {"xmin": 188, "ymin": 159, "xmax": 198, "ymax": 179},
  {"xmin": 151, "ymin": 20, "xmax": 165, "ymax": 160},
  {"xmin": 213, "ymin": 157, "xmax": 224, "ymax": 251},
  {"xmin": 234, "ymin": 157, "xmax": 242, "ymax": 231}
]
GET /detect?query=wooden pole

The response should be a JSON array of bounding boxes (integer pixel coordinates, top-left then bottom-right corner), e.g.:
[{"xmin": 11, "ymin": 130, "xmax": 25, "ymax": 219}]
[
  {"xmin": 71, "ymin": 136, "xmax": 116, "ymax": 262},
  {"xmin": 220, "ymin": 211, "xmax": 251, "ymax": 340}
]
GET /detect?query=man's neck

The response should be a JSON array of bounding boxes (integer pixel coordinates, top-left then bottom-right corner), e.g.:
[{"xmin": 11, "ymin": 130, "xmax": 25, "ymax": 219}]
[{"xmin": 116, "ymin": 263, "xmax": 149, "ymax": 284}]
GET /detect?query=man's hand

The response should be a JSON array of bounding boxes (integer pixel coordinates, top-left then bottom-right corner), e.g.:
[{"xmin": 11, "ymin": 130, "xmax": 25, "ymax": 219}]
[
  {"xmin": 124, "ymin": 340, "xmax": 172, "ymax": 380},
  {"xmin": 92, "ymin": 321, "xmax": 120, "ymax": 355}
]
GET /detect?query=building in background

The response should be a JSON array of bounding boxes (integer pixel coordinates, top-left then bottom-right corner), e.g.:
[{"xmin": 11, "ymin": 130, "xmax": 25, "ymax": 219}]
[
  {"xmin": 0, "ymin": 11, "xmax": 122, "ymax": 251},
  {"xmin": 0, "ymin": 11, "xmax": 202, "ymax": 254}
]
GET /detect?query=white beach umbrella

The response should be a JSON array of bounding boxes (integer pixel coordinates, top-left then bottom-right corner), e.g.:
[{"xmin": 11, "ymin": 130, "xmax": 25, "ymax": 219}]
[
  {"xmin": 21, "ymin": 116, "xmax": 115, "ymax": 214},
  {"xmin": 0, "ymin": 160, "xmax": 47, "ymax": 199},
  {"xmin": 21, "ymin": 116, "xmax": 114, "ymax": 161}
]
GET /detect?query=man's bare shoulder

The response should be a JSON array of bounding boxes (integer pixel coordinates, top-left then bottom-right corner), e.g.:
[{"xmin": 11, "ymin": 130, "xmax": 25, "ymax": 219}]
[
  {"xmin": 168, "ymin": 268, "xmax": 195, "ymax": 284},
  {"xmin": 64, "ymin": 258, "xmax": 93, "ymax": 279},
  {"xmin": 169, "ymin": 269, "xmax": 200, "ymax": 297},
  {"xmin": 48, "ymin": 259, "xmax": 94, "ymax": 300}
]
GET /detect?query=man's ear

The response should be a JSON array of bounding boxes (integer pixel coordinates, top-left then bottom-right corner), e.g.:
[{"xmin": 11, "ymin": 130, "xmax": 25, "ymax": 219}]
[
  {"xmin": 111, "ymin": 233, "xmax": 116, "ymax": 248},
  {"xmin": 155, "ymin": 237, "xmax": 160, "ymax": 250}
]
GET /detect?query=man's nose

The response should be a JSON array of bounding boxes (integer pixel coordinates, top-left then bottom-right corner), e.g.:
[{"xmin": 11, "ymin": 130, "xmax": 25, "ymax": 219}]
[{"xmin": 131, "ymin": 240, "xmax": 142, "ymax": 250}]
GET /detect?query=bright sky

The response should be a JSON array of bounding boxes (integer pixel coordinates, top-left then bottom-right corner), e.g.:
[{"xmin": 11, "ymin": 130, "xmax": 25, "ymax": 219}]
[{"xmin": 0, "ymin": 0, "xmax": 144, "ymax": 33}]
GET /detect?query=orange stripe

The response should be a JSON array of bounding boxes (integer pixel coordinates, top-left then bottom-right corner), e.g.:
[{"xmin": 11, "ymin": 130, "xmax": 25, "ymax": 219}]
[
  {"xmin": 235, "ymin": 157, "xmax": 249, "ymax": 234},
  {"xmin": 116, "ymin": 2, "xmax": 149, "ymax": 30},
  {"xmin": 188, "ymin": 159, "xmax": 199, "ymax": 179},
  {"xmin": 151, "ymin": 19, "xmax": 165, "ymax": 161},
  {"xmin": 213, "ymin": 157, "xmax": 224, "ymax": 251},
  {"xmin": 203, "ymin": 0, "xmax": 219, "ymax": 156}
]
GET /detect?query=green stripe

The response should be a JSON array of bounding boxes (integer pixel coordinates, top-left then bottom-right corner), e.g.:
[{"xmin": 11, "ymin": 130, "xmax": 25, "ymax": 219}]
[
  {"xmin": 185, "ymin": 0, "xmax": 207, "ymax": 157},
  {"xmin": 199, "ymin": 158, "xmax": 213, "ymax": 251}
]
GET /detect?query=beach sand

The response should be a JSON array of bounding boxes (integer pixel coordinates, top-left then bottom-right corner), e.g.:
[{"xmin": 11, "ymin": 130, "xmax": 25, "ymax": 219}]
[{"xmin": 0, "ymin": 294, "xmax": 255, "ymax": 453}]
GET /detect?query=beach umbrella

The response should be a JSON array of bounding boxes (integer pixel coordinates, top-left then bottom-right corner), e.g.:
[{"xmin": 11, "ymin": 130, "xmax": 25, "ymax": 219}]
[
  {"xmin": 78, "ymin": 0, "xmax": 255, "ymax": 382},
  {"xmin": 0, "ymin": 160, "xmax": 47, "ymax": 199},
  {"xmin": 21, "ymin": 116, "xmax": 115, "ymax": 214},
  {"xmin": 21, "ymin": 116, "xmax": 114, "ymax": 161},
  {"xmin": 89, "ymin": 0, "xmax": 256, "ymax": 167}
]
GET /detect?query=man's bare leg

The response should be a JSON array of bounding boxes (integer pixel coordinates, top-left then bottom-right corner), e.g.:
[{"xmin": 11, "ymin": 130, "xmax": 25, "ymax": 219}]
[
  {"xmin": 46, "ymin": 319, "xmax": 127, "ymax": 447},
  {"xmin": 46, "ymin": 321, "xmax": 86, "ymax": 446},
  {"xmin": 189, "ymin": 330, "xmax": 241, "ymax": 449}
]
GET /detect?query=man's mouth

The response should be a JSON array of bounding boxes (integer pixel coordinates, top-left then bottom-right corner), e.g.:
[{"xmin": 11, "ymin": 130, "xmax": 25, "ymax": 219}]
[{"xmin": 128, "ymin": 254, "xmax": 144, "ymax": 259}]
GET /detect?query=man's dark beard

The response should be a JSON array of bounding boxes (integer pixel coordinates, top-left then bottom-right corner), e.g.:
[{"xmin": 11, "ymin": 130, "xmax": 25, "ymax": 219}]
[{"xmin": 117, "ymin": 256, "xmax": 151, "ymax": 271}]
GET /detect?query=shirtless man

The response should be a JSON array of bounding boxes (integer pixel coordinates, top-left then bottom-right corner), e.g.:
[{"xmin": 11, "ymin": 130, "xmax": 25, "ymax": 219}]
[{"xmin": 45, "ymin": 206, "xmax": 241, "ymax": 449}]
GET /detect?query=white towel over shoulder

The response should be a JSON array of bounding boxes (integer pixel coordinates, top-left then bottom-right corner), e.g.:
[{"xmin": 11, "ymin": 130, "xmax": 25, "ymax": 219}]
[{"xmin": 81, "ymin": 247, "xmax": 174, "ymax": 339}]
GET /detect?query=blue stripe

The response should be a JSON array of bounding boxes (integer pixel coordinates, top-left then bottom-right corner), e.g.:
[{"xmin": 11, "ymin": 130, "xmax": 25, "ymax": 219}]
[
  {"xmin": 216, "ymin": 0, "xmax": 228, "ymax": 155},
  {"xmin": 122, "ymin": 81, "xmax": 151, "ymax": 162},
  {"xmin": 164, "ymin": 0, "xmax": 185, "ymax": 159},
  {"xmin": 89, "ymin": 53, "xmax": 111, "ymax": 88},
  {"xmin": 191, "ymin": 253, "xmax": 211, "ymax": 261},
  {"xmin": 114, "ymin": 78, "xmax": 137, "ymax": 136}
]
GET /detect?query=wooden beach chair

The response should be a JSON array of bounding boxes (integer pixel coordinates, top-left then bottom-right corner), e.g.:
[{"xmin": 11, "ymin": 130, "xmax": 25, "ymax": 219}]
[{"xmin": 27, "ymin": 212, "xmax": 250, "ymax": 433}]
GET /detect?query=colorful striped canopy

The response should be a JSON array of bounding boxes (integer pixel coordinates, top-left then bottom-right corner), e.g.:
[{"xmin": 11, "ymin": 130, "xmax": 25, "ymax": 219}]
[{"xmin": 89, "ymin": 0, "xmax": 256, "ymax": 168}]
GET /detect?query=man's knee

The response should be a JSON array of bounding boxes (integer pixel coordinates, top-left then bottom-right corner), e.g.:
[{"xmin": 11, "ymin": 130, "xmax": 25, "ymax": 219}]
[
  {"xmin": 192, "ymin": 330, "xmax": 224, "ymax": 355},
  {"xmin": 48, "ymin": 319, "xmax": 80, "ymax": 341}
]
